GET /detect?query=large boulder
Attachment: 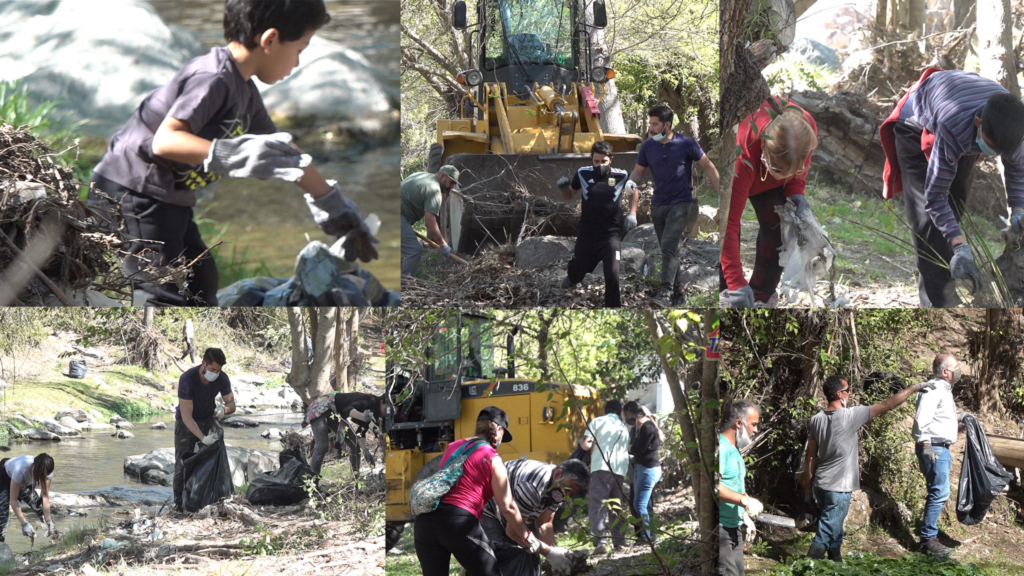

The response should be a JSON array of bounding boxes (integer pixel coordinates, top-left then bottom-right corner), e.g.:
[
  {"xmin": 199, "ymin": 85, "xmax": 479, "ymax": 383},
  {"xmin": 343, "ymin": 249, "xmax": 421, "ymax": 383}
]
[
  {"xmin": 0, "ymin": 0, "xmax": 206, "ymax": 137},
  {"xmin": 55, "ymin": 409, "xmax": 92, "ymax": 423},
  {"xmin": 254, "ymin": 36, "xmax": 393, "ymax": 120},
  {"xmin": 115, "ymin": 421, "xmax": 134, "ymax": 430},
  {"xmin": 261, "ymin": 428, "xmax": 283, "ymax": 440},
  {"xmin": 57, "ymin": 417, "xmax": 82, "ymax": 431},
  {"xmin": 515, "ymin": 236, "xmax": 576, "ymax": 269},
  {"xmin": 111, "ymin": 430, "xmax": 134, "ymax": 439},
  {"xmin": 225, "ymin": 447, "xmax": 279, "ymax": 488},
  {"xmin": 221, "ymin": 415, "xmax": 259, "ymax": 428},
  {"xmin": 845, "ymin": 490, "xmax": 872, "ymax": 532},
  {"xmin": 80, "ymin": 422, "xmax": 114, "ymax": 431},
  {"xmin": 11, "ymin": 415, "xmax": 33, "ymax": 429},
  {"xmin": 623, "ymin": 223, "xmax": 660, "ymax": 253},
  {"xmin": 675, "ymin": 239, "xmax": 721, "ymax": 291},
  {"xmin": 39, "ymin": 418, "xmax": 78, "ymax": 436},
  {"xmin": 784, "ymin": 38, "xmax": 841, "ymax": 72},
  {"xmin": 151, "ymin": 422, "xmax": 167, "ymax": 430},
  {"xmin": 246, "ymin": 451, "xmax": 279, "ymax": 481},
  {"xmin": 124, "ymin": 448, "xmax": 175, "ymax": 482},
  {"xmin": 21, "ymin": 429, "xmax": 61, "ymax": 442}
]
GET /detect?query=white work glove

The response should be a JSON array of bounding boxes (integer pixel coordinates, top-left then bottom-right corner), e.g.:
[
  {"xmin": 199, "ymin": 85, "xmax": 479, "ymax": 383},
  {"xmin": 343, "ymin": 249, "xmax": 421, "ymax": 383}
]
[
  {"xmin": 1003, "ymin": 209, "xmax": 1024, "ymax": 245},
  {"xmin": 725, "ymin": 286, "xmax": 755, "ymax": 308},
  {"xmin": 21, "ymin": 521, "xmax": 35, "ymax": 539},
  {"xmin": 214, "ymin": 406, "xmax": 226, "ymax": 420},
  {"xmin": 203, "ymin": 132, "xmax": 311, "ymax": 182},
  {"xmin": 201, "ymin": 431, "xmax": 220, "ymax": 446},
  {"xmin": 546, "ymin": 547, "xmax": 572, "ymax": 576},
  {"xmin": 949, "ymin": 243, "xmax": 982, "ymax": 294},
  {"xmin": 742, "ymin": 511, "xmax": 757, "ymax": 542},
  {"xmin": 741, "ymin": 494, "xmax": 763, "ymax": 518},
  {"xmin": 305, "ymin": 183, "xmax": 380, "ymax": 263},
  {"xmin": 45, "ymin": 519, "xmax": 57, "ymax": 537},
  {"xmin": 624, "ymin": 213, "xmax": 637, "ymax": 232},
  {"xmin": 439, "ymin": 244, "xmax": 452, "ymax": 259},
  {"xmin": 361, "ymin": 409, "xmax": 375, "ymax": 423},
  {"xmin": 625, "ymin": 180, "xmax": 637, "ymax": 195},
  {"xmin": 556, "ymin": 176, "xmax": 571, "ymax": 190},
  {"xmin": 525, "ymin": 532, "xmax": 543, "ymax": 554}
]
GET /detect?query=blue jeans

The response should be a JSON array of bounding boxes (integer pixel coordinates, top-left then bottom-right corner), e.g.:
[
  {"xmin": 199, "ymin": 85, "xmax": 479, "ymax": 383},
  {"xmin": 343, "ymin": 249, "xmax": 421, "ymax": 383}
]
[
  {"xmin": 633, "ymin": 464, "xmax": 662, "ymax": 541},
  {"xmin": 810, "ymin": 487, "xmax": 852, "ymax": 551},
  {"xmin": 916, "ymin": 443, "xmax": 951, "ymax": 541}
]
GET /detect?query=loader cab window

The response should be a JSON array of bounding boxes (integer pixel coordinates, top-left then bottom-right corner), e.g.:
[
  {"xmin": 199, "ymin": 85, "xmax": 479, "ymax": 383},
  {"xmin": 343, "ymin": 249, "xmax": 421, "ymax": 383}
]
[
  {"xmin": 483, "ymin": 0, "xmax": 576, "ymax": 70},
  {"xmin": 431, "ymin": 316, "xmax": 495, "ymax": 381}
]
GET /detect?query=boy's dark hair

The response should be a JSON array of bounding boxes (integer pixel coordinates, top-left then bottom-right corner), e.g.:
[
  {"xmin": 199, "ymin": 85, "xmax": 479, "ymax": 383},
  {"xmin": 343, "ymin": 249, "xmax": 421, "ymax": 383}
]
[
  {"xmin": 981, "ymin": 92, "xmax": 1024, "ymax": 154},
  {"xmin": 203, "ymin": 348, "xmax": 227, "ymax": 367},
  {"xmin": 604, "ymin": 399, "xmax": 622, "ymax": 416},
  {"xmin": 648, "ymin": 104, "xmax": 674, "ymax": 125},
  {"xmin": 823, "ymin": 375, "xmax": 850, "ymax": 402},
  {"xmin": 591, "ymin": 141, "xmax": 613, "ymax": 158},
  {"xmin": 224, "ymin": 0, "xmax": 331, "ymax": 49}
]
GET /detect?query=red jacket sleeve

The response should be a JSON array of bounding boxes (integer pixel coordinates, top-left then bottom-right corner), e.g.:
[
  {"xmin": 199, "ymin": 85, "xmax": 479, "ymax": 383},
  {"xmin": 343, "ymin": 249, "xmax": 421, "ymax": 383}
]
[{"xmin": 721, "ymin": 121, "xmax": 760, "ymax": 291}]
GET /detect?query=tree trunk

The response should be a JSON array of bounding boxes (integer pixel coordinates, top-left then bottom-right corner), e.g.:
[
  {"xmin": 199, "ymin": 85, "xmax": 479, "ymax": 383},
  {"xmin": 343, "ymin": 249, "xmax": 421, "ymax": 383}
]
[
  {"xmin": 581, "ymin": 0, "xmax": 626, "ymax": 134},
  {"xmin": 699, "ymin": 311, "xmax": 720, "ymax": 576},
  {"xmin": 309, "ymin": 308, "xmax": 337, "ymax": 402},
  {"xmin": 642, "ymin": 310, "xmax": 714, "ymax": 576},
  {"xmin": 909, "ymin": 0, "xmax": 928, "ymax": 35},
  {"xmin": 978, "ymin": 308, "xmax": 1005, "ymax": 417},
  {"xmin": 347, "ymin": 308, "xmax": 364, "ymax": 391},
  {"xmin": 977, "ymin": 0, "xmax": 1020, "ymax": 97},
  {"xmin": 876, "ymin": 0, "xmax": 888, "ymax": 26},
  {"xmin": 286, "ymin": 308, "xmax": 311, "ymax": 403},
  {"xmin": 143, "ymin": 308, "xmax": 154, "ymax": 330},
  {"xmin": 535, "ymin": 310, "xmax": 560, "ymax": 381},
  {"xmin": 954, "ymin": 0, "xmax": 977, "ymax": 29},
  {"xmin": 335, "ymin": 309, "xmax": 348, "ymax": 392}
]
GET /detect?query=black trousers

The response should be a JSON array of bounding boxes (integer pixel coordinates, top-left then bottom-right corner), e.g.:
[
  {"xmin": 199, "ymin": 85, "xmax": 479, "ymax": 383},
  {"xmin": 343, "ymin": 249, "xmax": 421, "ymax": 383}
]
[
  {"xmin": 894, "ymin": 121, "xmax": 976, "ymax": 308},
  {"xmin": 567, "ymin": 233, "xmax": 621, "ymax": 308},
  {"xmin": 89, "ymin": 174, "xmax": 219, "ymax": 306},
  {"xmin": 414, "ymin": 503, "xmax": 502, "ymax": 576},
  {"xmin": 717, "ymin": 186, "xmax": 786, "ymax": 302}
]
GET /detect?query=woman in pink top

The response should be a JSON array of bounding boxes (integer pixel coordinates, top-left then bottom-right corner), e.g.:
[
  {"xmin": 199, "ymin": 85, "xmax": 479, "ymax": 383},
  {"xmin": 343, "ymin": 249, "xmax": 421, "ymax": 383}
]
[{"xmin": 414, "ymin": 407, "xmax": 530, "ymax": 576}]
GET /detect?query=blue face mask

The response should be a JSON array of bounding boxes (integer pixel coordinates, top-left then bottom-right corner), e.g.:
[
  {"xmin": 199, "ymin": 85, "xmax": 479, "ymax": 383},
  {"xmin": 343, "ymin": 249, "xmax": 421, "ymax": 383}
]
[{"xmin": 977, "ymin": 131, "xmax": 999, "ymax": 157}]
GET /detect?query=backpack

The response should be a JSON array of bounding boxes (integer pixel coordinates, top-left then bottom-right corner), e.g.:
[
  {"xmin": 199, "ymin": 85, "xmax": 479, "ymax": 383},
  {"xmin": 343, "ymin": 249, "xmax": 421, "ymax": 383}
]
[{"xmin": 410, "ymin": 438, "xmax": 488, "ymax": 516}]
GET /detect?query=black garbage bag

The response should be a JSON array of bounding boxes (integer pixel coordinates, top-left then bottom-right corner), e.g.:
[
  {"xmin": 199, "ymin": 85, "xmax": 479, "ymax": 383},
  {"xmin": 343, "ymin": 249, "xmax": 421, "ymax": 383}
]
[
  {"xmin": 569, "ymin": 445, "xmax": 591, "ymax": 467},
  {"xmin": 181, "ymin": 437, "xmax": 234, "ymax": 513},
  {"xmin": 957, "ymin": 414, "xmax": 1013, "ymax": 525},
  {"xmin": 480, "ymin": 513, "xmax": 541, "ymax": 576},
  {"xmin": 245, "ymin": 446, "xmax": 317, "ymax": 506},
  {"xmin": 68, "ymin": 361, "xmax": 87, "ymax": 379}
]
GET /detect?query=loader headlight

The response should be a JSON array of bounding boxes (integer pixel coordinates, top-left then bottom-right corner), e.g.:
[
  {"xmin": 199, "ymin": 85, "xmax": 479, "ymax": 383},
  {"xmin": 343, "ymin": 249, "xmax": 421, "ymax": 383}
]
[{"xmin": 457, "ymin": 69, "xmax": 484, "ymax": 87}]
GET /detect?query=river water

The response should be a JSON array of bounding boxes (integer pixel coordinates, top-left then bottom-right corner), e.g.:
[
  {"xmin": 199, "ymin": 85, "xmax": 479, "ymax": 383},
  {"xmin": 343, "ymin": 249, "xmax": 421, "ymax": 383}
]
[
  {"xmin": 3, "ymin": 411, "xmax": 303, "ymax": 554},
  {"xmin": 147, "ymin": 0, "xmax": 401, "ymax": 291}
]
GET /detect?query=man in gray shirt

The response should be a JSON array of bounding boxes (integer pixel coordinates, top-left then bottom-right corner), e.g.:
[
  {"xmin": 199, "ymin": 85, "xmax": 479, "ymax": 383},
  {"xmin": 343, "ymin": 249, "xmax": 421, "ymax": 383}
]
[
  {"xmin": 805, "ymin": 375, "xmax": 933, "ymax": 561},
  {"xmin": 913, "ymin": 353, "xmax": 965, "ymax": 556}
]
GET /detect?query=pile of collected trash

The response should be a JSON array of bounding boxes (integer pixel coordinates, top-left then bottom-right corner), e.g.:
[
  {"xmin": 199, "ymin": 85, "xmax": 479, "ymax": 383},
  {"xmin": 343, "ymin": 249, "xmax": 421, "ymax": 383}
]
[{"xmin": 217, "ymin": 227, "xmax": 400, "ymax": 306}]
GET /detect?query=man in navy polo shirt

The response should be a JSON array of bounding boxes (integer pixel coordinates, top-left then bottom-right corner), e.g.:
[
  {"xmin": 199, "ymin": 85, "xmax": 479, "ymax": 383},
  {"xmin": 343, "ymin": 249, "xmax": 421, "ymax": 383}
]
[
  {"xmin": 627, "ymin": 105, "xmax": 720, "ymax": 307},
  {"xmin": 173, "ymin": 347, "xmax": 236, "ymax": 512}
]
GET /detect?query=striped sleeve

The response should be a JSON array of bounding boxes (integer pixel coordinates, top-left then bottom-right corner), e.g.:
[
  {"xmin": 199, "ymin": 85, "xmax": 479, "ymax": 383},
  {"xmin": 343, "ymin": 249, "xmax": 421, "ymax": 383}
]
[
  {"xmin": 924, "ymin": 125, "xmax": 967, "ymax": 240},
  {"xmin": 1003, "ymin": 144, "xmax": 1024, "ymax": 210}
]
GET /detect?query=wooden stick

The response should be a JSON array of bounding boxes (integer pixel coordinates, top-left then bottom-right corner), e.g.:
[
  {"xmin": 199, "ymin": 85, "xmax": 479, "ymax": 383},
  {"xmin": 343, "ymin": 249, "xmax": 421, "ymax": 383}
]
[
  {"xmin": 0, "ymin": 218, "xmax": 71, "ymax": 305},
  {"xmin": 413, "ymin": 230, "xmax": 470, "ymax": 265}
]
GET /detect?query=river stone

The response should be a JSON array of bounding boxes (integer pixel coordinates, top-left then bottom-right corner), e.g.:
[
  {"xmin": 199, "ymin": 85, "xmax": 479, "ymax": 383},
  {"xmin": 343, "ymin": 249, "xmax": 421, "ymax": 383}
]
[
  {"xmin": 234, "ymin": 375, "xmax": 266, "ymax": 386},
  {"xmin": 151, "ymin": 422, "xmax": 166, "ymax": 430},
  {"xmin": 112, "ymin": 430, "xmax": 134, "ymax": 439},
  {"xmin": 55, "ymin": 409, "xmax": 91, "ymax": 423},
  {"xmin": 142, "ymin": 469, "xmax": 171, "ymax": 486},
  {"xmin": 586, "ymin": 242, "xmax": 649, "ymax": 281},
  {"xmin": 261, "ymin": 428, "xmax": 283, "ymax": 439},
  {"xmin": 675, "ymin": 239, "xmax": 720, "ymax": 291},
  {"xmin": 22, "ymin": 429, "xmax": 61, "ymax": 441},
  {"xmin": 846, "ymin": 490, "xmax": 871, "ymax": 531},
  {"xmin": 11, "ymin": 416, "xmax": 33, "ymax": 429},
  {"xmin": 622, "ymin": 223, "xmax": 660, "ymax": 252},
  {"xmin": 58, "ymin": 417, "xmax": 81, "ymax": 431},
  {"xmin": 80, "ymin": 423, "xmax": 114, "ymax": 431},
  {"xmin": 115, "ymin": 421, "xmax": 134, "ymax": 430},
  {"xmin": 515, "ymin": 236, "xmax": 575, "ymax": 269},
  {"xmin": 222, "ymin": 415, "xmax": 259, "ymax": 428},
  {"xmin": 0, "ymin": 543, "xmax": 13, "ymax": 566},
  {"xmin": 124, "ymin": 448, "xmax": 175, "ymax": 480},
  {"xmin": 246, "ymin": 451, "xmax": 279, "ymax": 481},
  {"xmin": 40, "ymin": 418, "xmax": 78, "ymax": 436},
  {"xmin": 254, "ymin": 35, "xmax": 392, "ymax": 121}
]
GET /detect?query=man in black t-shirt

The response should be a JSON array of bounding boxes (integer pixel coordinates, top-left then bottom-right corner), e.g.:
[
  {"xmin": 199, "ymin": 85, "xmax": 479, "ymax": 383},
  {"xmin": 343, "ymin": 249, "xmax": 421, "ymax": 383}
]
[
  {"xmin": 173, "ymin": 347, "xmax": 235, "ymax": 512},
  {"xmin": 557, "ymin": 141, "xmax": 638, "ymax": 308}
]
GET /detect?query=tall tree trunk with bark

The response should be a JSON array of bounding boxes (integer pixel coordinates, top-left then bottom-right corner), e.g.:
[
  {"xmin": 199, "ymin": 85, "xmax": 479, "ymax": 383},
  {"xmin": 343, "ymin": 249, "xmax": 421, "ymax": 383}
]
[
  {"xmin": 580, "ymin": 0, "xmax": 626, "ymax": 134},
  {"xmin": 977, "ymin": 308, "xmax": 1006, "ymax": 417},
  {"xmin": 287, "ymin": 308, "xmax": 338, "ymax": 405},
  {"xmin": 977, "ymin": 0, "xmax": 1020, "ymax": 97},
  {"xmin": 347, "ymin": 308, "xmax": 364, "ymax": 391},
  {"xmin": 535, "ymin": 310, "xmax": 561, "ymax": 381}
]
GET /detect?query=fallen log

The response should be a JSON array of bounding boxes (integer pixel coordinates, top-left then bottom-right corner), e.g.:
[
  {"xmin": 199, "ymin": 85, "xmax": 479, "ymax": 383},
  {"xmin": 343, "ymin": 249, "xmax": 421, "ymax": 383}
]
[{"xmin": 987, "ymin": 435, "xmax": 1024, "ymax": 470}]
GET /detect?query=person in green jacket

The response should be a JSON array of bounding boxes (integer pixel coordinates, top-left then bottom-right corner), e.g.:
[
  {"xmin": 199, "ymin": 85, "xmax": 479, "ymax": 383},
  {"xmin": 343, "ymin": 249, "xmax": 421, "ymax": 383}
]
[{"xmin": 400, "ymin": 166, "xmax": 460, "ymax": 282}]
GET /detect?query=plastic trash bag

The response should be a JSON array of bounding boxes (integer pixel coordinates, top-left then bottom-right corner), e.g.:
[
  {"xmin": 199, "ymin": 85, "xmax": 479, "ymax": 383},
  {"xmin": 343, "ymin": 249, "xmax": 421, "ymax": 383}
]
[
  {"xmin": 68, "ymin": 361, "xmax": 87, "ymax": 379},
  {"xmin": 181, "ymin": 437, "xmax": 234, "ymax": 513},
  {"xmin": 480, "ymin": 513, "xmax": 541, "ymax": 576},
  {"xmin": 957, "ymin": 414, "xmax": 1013, "ymax": 525},
  {"xmin": 245, "ymin": 446, "xmax": 317, "ymax": 506},
  {"xmin": 216, "ymin": 277, "xmax": 289, "ymax": 306},
  {"xmin": 774, "ymin": 202, "xmax": 837, "ymax": 305}
]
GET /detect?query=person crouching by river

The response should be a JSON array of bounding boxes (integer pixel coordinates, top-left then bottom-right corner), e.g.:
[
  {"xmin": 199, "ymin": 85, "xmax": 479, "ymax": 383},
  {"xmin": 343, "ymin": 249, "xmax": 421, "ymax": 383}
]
[
  {"xmin": 173, "ymin": 347, "xmax": 235, "ymax": 513},
  {"xmin": 0, "ymin": 454, "xmax": 56, "ymax": 542}
]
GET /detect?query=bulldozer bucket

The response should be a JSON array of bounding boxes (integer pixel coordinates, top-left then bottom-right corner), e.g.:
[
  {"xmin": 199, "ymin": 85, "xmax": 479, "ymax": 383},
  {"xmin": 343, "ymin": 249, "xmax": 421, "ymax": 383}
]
[{"xmin": 444, "ymin": 151, "xmax": 639, "ymax": 254}]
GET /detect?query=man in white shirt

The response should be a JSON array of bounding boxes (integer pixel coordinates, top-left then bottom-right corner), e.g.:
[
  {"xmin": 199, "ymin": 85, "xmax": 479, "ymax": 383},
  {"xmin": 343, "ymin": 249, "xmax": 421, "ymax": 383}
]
[
  {"xmin": 913, "ymin": 353, "xmax": 965, "ymax": 556},
  {"xmin": 579, "ymin": 400, "xmax": 630, "ymax": 554}
]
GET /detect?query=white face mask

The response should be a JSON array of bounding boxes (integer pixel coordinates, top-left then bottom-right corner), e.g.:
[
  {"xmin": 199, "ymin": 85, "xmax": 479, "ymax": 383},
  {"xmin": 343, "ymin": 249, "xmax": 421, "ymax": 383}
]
[
  {"xmin": 840, "ymin": 398, "xmax": 847, "ymax": 408},
  {"xmin": 736, "ymin": 423, "xmax": 753, "ymax": 449},
  {"xmin": 204, "ymin": 368, "xmax": 219, "ymax": 382}
]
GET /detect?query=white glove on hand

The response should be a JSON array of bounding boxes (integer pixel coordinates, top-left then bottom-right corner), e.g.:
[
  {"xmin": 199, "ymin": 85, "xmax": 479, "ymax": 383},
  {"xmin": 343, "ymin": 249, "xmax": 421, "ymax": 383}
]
[
  {"xmin": 556, "ymin": 176, "xmax": 571, "ymax": 190},
  {"xmin": 742, "ymin": 512, "xmax": 757, "ymax": 542},
  {"xmin": 203, "ymin": 132, "xmax": 311, "ymax": 182},
  {"xmin": 625, "ymin": 180, "xmax": 637, "ymax": 195},
  {"xmin": 21, "ymin": 521, "xmax": 35, "ymax": 539},
  {"xmin": 624, "ymin": 213, "xmax": 637, "ymax": 232},
  {"xmin": 305, "ymin": 183, "xmax": 380, "ymax": 263},
  {"xmin": 525, "ymin": 532, "xmax": 543, "ymax": 554},
  {"xmin": 741, "ymin": 495, "xmax": 764, "ymax": 517},
  {"xmin": 361, "ymin": 409, "xmax": 375, "ymax": 423},
  {"xmin": 439, "ymin": 244, "xmax": 452, "ymax": 259},
  {"xmin": 214, "ymin": 406, "xmax": 226, "ymax": 420},
  {"xmin": 201, "ymin": 432, "xmax": 219, "ymax": 446},
  {"xmin": 45, "ymin": 519, "xmax": 57, "ymax": 537},
  {"xmin": 546, "ymin": 547, "xmax": 572, "ymax": 576}
]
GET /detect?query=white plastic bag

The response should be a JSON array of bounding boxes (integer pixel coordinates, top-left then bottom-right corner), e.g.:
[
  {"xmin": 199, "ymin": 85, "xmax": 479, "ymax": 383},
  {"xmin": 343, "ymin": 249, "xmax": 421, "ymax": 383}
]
[{"xmin": 775, "ymin": 202, "xmax": 837, "ymax": 306}]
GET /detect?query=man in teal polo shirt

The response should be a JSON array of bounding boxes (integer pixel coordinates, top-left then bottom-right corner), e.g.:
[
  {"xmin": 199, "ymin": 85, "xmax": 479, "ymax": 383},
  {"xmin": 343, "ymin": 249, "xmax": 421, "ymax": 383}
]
[{"xmin": 718, "ymin": 400, "xmax": 762, "ymax": 576}]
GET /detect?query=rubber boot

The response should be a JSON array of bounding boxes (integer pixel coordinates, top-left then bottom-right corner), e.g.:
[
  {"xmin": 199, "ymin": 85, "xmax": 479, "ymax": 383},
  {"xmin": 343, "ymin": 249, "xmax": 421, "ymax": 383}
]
[
  {"xmin": 806, "ymin": 544, "xmax": 827, "ymax": 559},
  {"xmin": 827, "ymin": 546, "xmax": 842, "ymax": 562}
]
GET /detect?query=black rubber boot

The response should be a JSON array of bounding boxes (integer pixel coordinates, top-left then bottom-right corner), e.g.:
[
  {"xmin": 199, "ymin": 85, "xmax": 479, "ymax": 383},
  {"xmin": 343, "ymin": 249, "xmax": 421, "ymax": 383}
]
[
  {"xmin": 827, "ymin": 546, "xmax": 842, "ymax": 562},
  {"xmin": 922, "ymin": 538, "xmax": 952, "ymax": 556},
  {"xmin": 807, "ymin": 544, "xmax": 827, "ymax": 559}
]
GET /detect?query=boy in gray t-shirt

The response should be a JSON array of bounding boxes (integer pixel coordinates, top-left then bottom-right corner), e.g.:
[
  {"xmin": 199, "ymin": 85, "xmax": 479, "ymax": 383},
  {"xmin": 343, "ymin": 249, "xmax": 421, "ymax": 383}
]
[
  {"xmin": 89, "ymin": 0, "xmax": 378, "ymax": 306},
  {"xmin": 804, "ymin": 375, "xmax": 933, "ymax": 562}
]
